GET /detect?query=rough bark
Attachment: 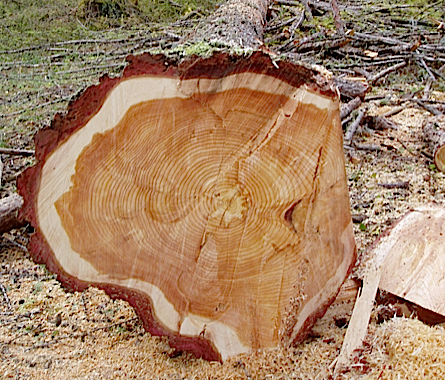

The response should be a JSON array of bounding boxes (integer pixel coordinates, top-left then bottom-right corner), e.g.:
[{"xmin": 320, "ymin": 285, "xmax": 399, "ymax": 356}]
[
  {"xmin": 332, "ymin": 77, "xmax": 368, "ymax": 100},
  {"xmin": 191, "ymin": 0, "xmax": 271, "ymax": 49}
]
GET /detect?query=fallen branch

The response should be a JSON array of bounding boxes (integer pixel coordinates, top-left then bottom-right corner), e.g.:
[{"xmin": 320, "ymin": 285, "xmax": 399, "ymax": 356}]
[
  {"xmin": 0, "ymin": 281, "xmax": 12, "ymax": 312},
  {"xmin": 340, "ymin": 97, "xmax": 361, "ymax": 119},
  {"xmin": 369, "ymin": 61, "xmax": 407, "ymax": 84},
  {"xmin": 418, "ymin": 57, "xmax": 437, "ymax": 82},
  {"xmin": 353, "ymin": 32, "xmax": 411, "ymax": 49},
  {"xmin": 344, "ymin": 107, "xmax": 367, "ymax": 143},
  {"xmin": 333, "ymin": 77, "xmax": 368, "ymax": 100},
  {"xmin": 354, "ymin": 143, "xmax": 381, "ymax": 151},
  {"xmin": 0, "ymin": 148, "xmax": 35, "ymax": 156},
  {"xmin": 380, "ymin": 105, "xmax": 406, "ymax": 118},
  {"xmin": 413, "ymin": 99, "xmax": 444, "ymax": 116},
  {"xmin": 364, "ymin": 115, "xmax": 398, "ymax": 130},
  {"xmin": 377, "ymin": 181, "xmax": 410, "ymax": 189},
  {"xmin": 330, "ymin": 0, "xmax": 344, "ymax": 35}
]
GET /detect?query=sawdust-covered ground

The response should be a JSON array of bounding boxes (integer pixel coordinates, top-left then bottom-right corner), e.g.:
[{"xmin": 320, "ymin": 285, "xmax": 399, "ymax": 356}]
[{"xmin": 1, "ymin": 1, "xmax": 445, "ymax": 379}]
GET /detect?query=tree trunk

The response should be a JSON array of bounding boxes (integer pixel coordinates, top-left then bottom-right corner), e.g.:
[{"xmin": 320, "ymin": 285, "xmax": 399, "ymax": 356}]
[
  {"xmin": 191, "ymin": 0, "xmax": 270, "ymax": 49},
  {"xmin": 17, "ymin": 0, "xmax": 356, "ymax": 361}
]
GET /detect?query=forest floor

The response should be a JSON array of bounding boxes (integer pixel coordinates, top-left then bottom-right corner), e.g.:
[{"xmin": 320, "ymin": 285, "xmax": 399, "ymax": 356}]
[{"xmin": 1, "ymin": 0, "xmax": 445, "ymax": 379}]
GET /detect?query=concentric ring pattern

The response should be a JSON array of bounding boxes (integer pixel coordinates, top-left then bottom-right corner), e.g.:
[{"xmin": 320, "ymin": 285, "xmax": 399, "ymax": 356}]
[{"xmin": 41, "ymin": 71, "xmax": 354, "ymax": 354}]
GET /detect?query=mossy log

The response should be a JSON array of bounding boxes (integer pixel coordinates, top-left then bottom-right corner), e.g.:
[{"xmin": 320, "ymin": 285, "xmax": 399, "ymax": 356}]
[{"xmin": 17, "ymin": 0, "xmax": 355, "ymax": 362}]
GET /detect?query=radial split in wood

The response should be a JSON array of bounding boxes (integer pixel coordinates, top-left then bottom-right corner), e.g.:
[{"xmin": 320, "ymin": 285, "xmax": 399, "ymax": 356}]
[{"xmin": 18, "ymin": 52, "xmax": 356, "ymax": 361}]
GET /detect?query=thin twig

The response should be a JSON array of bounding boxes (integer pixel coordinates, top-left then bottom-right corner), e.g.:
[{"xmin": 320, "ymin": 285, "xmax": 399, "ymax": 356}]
[
  {"xmin": 265, "ymin": 15, "xmax": 299, "ymax": 32},
  {"xmin": 330, "ymin": 0, "xmax": 345, "ymax": 35},
  {"xmin": 369, "ymin": 61, "xmax": 407, "ymax": 84},
  {"xmin": 423, "ymin": 78, "xmax": 433, "ymax": 100},
  {"xmin": 395, "ymin": 137, "xmax": 417, "ymax": 157},
  {"xmin": 412, "ymin": 99, "xmax": 444, "ymax": 116},
  {"xmin": 300, "ymin": 0, "xmax": 313, "ymax": 21},
  {"xmin": 0, "ymin": 281, "xmax": 12, "ymax": 311},
  {"xmin": 2, "ymin": 235, "xmax": 28, "ymax": 252},
  {"xmin": 0, "ymin": 35, "xmax": 150, "ymax": 55},
  {"xmin": 418, "ymin": 58, "xmax": 437, "ymax": 82},
  {"xmin": 377, "ymin": 181, "xmax": 409, "ymax": 189},
  {"xmin": 380, "ymin": 106, "xmax": 406, "ymax": 118},
  {"xmin": 0, "ymin": 96, "xmax": 72, "ymax": 118},
  {"xmin": 0, "ymin": 148, "xmax": 35, "ymax": 156},
  {"xmin": 290, "ymin": 11, "xmax": 305, "ymax": 37}
]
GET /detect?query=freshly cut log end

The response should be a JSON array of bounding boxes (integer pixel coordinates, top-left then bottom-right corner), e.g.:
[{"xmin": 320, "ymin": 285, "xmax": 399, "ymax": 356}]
[{"xmin": 18, "ymin": 52, "xmax": 356, "ymax": 361}]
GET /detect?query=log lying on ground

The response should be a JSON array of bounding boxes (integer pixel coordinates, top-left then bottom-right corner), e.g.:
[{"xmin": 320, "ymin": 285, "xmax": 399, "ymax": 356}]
[
  {"xmin": 18, "ymin": 51, "xmax": 356, "ymax": 361},
  {"xmin": 0, "ymin": 193, "xmax": 25, "ymax": 234},
  {"xmin": 424, "ymin": 116, "xmax": 445, "ymax": 172}
]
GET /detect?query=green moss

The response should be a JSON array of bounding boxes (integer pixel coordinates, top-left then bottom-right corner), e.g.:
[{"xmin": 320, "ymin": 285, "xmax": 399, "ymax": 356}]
[{"xmin": 152, "ymin": 40, "xmax": 255, "ymax": 59}]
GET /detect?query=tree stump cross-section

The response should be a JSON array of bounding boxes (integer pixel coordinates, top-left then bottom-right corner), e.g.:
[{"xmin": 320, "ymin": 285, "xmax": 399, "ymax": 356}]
[{"xmin": 18, "ymin": 52, "xmax": 356, "ymax": 361}]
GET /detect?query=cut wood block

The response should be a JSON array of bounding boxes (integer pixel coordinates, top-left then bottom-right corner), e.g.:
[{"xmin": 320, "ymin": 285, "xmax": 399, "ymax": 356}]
[
  {"xmin": 379, "ymin": 204, "xmax": 445, "ymax": 317},
  {"xmin": 336, "ymin": 204, "xmax": 445, "ymax": 371},
  {"xmin": 18, "ymin": 52, "xmax": 356, "ymax": 361}
]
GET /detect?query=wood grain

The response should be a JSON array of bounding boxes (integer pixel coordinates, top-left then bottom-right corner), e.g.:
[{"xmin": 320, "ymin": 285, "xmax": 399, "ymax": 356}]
[{"xmin": 18, "ymin": 52, "xmax": 356, "ymax": 360}]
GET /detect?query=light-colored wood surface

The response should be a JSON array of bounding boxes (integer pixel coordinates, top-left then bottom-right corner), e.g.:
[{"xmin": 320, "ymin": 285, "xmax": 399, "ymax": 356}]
[
  {"xmin": 379, "ymin": 205, "xmax": 445, "ymax": 316},
  {"xmin": 336, "ymin": 204, "xmax": 445, "ymax": 371}
]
